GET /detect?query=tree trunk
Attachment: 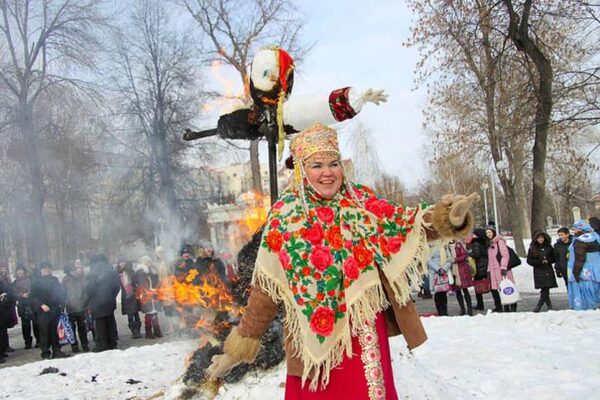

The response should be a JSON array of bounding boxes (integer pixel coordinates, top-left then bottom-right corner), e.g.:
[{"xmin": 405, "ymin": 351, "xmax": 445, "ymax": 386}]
[
  {"xmin": 499, "ymin": 176, "xmax": 527, "ymax": 256},
  {"xmin": 18, "ymin": 101, "xmax": 49, "ymax": 264},
  {"xmin": 249, "ymin": 140, "xmax": 262, "ymax": 192},
  {"xmin": 503, "ymin": 0, "xmax": 553, "ymax": 234}
]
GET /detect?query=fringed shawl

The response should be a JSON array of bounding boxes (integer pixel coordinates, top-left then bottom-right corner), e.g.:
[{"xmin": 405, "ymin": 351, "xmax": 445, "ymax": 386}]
[{"xmin": 254, "ymin": 183, "xmax": 430, "ymax": 390}]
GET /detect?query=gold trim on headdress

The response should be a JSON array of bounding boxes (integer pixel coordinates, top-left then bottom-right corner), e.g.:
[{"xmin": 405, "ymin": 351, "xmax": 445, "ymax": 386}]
[{"xmin": 289, "ymin": 123, "xmax": 362, "ymax": 215}]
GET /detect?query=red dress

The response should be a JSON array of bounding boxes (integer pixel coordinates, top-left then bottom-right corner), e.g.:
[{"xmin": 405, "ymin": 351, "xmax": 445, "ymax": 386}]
[{"xmin": 284, "ymin": 312, "xmax": 398, "ymax": 400}]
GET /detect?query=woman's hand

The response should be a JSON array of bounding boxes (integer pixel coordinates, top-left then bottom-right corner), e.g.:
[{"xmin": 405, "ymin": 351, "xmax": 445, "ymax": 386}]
[{"xmin": 206, "ymin": 354, "xmax": 241, "ymax": 380}]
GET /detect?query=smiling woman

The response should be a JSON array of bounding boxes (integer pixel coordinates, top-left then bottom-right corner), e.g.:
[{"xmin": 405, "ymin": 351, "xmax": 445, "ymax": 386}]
[
  {"xmin": 207, "ymin": 122, "xmax": 479, "ymax": 399},
  {"xmin": 304, "ymin": 158, "xmax": 344, "ymax": 199}
]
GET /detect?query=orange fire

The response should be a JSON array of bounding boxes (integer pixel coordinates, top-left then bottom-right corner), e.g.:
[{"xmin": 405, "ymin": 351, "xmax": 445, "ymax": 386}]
[
  {"xmin": 226, "ymin": 190, "xmax": 269, "ymax": 253},
  {"xmin": 202, "ymin": 60, "xmax": 247, "ymax": 113},
  {"xmin": 156, "ymin": 269, "xmax": 238, "ymax": 313}
]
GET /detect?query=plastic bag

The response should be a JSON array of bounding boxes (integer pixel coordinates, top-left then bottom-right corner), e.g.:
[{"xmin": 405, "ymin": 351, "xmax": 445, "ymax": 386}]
[
  {"xmin": 433, "ymin": 272, "xmax": 451, "ymax": 293},
  {"xmin": 499, "ymin": 278, "xmax": 520, "ymax": 305},
  {"xmin": 57, "ymin": 312, "xmax": 76, "ymax": 345}
]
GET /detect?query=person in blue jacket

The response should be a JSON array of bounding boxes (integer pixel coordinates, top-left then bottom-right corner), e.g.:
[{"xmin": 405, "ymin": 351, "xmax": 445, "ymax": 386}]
[{"xmin": 568, "ymin": 219, "xmax": 600, "ymax": 310}]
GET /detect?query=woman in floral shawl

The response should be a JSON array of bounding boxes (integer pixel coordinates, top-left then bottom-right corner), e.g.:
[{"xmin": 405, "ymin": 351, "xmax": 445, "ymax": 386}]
[{"xmin": 208, "ymin": 123, "xmax": 478, "ymax": 399}]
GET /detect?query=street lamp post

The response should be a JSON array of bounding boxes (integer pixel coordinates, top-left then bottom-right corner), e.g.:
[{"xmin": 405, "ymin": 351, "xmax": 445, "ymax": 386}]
[
  {"xmin": 481, "ymin": 182, "xmax": 489, "ymax": 225},
  {"xmin": 491, "ymin": 159, "xmax": 508, "ymax": 233}
]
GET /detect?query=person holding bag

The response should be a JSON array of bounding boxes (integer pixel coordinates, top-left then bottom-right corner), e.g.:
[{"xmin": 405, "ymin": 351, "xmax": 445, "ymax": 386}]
[
  {"xmin": 486, "ymin": 228, "xmax": 517, "ymax": 312},
  {"xmin": 428, "ymin": 243, "xmax": 454, "ymax": 316},
  {"xmin": 527, "ymin": 231, "xmax": 557, "ymax": 312}
]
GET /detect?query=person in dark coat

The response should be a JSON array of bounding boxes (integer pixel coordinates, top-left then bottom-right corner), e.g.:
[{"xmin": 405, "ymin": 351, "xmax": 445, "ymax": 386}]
[
  {"xmin": 62, "ymin": 260, "xmax": 90, "ymax": 352},
  {"xmin": 0, "ymin": 279, "xmax": 16, "ymax": 363},
  {"xmin": 468, "ymin": 228, "xmax": 491, "ymax": 311},
  {"xmin": 116, "ymin": 255, "xmax": 141, "ymax": 339},
  {"xmin": 30, "ymin": 261, "xmax": 68, "ymax": 359},
  {"xmin": 553, "ymin": 227, "xmax": 572, "ymax": 289},
  {"xmin": 86, "ymin": 255, "xmax": 120, "ymax": 352},
  {"xmin": 135, "ymin": 256, "xmax": 163, "ymax": 339},
  {"xmin": 195, "ymin": 245, "xmax": 227, "ymax": 282},
  {"xmin": 175, "ymin": 244, "xmax": 195, "ymax": 279},
  {"xmin": 527, "ymin": 230, "xmax": 557, "ymax": 312},
  {"xmin": 0, "ymin": 264, "xmax": 16, "ymax": 353},
  {"xmin": 590, "ymin": 216, "xmax": 600, "ymax": 234},
  {"xmin": 12, "ymin": 265, "xmax": 39, "ymax": 349}
]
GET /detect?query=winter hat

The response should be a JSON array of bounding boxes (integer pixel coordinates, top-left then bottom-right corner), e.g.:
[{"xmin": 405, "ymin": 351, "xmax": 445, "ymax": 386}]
[
  {"xmin": 38, "ymin": 260, "xmax": 53, "ymax": 270},
  {"xmin": 572, "ymin": 219, "xmax": 593, "ymax": 233},
  {"xmin": 179, "ymin": 244, "xmax": 193, "ymax": 256},
  {"xmin": 90, "ymin": 254, "xmax": 109, "ymax": 266},
  {"xmin": 117, "ymin": 254, "xmax": 128, "ymax": 263},
  {"xmin": 473, "ymin": 228, "xmax": 486, "ymax": 240}
]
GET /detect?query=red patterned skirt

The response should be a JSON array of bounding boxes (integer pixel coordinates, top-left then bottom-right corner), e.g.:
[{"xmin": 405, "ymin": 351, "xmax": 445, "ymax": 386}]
[{"xmin": 284, "ymin": 312, "xmax": 398, "ymax": 400}]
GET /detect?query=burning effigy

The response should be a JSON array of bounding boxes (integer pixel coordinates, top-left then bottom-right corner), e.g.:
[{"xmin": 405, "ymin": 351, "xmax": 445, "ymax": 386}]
[{"xmin": 157, "ymin": 229, "xmax": 285, "ymax": 400}]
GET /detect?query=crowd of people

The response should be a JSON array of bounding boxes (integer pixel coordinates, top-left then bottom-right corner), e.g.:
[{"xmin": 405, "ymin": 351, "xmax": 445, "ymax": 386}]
[
  {"xmin": 0, "ymin": 243, "xmax": 233, "ymax": 364},
  {"xmin": 422, "ymin": 217, "xmax": 600, "ymax": 316}
]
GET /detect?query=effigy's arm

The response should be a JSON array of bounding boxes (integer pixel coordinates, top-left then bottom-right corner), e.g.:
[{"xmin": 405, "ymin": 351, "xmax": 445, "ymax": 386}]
[{"xmin": 283, "ymin": 87, "xmax": 388, "ymax": 130}]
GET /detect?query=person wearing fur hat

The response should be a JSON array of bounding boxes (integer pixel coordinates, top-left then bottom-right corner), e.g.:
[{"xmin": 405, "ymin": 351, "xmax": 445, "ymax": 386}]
[
  {"xmin": 567, "ymin": 219, "xmax": 600, "ymax": 310},
  {"xmin": 207, "ymin": 122, "xmax": 479, "ymax": 397},
  {"xmin": 485, "ymin": 228, "xmax": 517, "ymax": 312},
  {"xmin": 527, "ymin": 231, "xmax": 557, "ymax": 312},
  {"xmin": 115, "ymin": 255, "xmax": 141, "ymax": 339},
  {"xmin": 134, "ymin": 256, "xmax": 163, "ymax": 339},
  {"xmin": 86, "ymin": 255, "xmax": 120, "ymax": 352}
]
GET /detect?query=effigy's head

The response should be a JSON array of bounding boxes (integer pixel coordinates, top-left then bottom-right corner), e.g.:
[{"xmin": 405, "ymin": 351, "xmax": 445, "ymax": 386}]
[
  {"xmin": 250, "ymin": 46, "xmax": 294, "ymax": 101},
  {"xmin": 290, "ymin": 123, "xmax": 344, "ymax": 199}
]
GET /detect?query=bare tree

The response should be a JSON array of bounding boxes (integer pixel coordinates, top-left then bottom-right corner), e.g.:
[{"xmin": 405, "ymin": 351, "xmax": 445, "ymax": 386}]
[
  {"xmin": 109, "ymin": 0, "xmax": 203, "ymax": 218},
  {"xmin": 182, "ymin": 0, "xmax": 310, "ymax": 192},
  {"xmin": 407, "ymin": 0, "xmax": 598, "ymax": 252},
  {"xmin": 0, "ymin": 0, "xmax": 106, "ymax": 263}
]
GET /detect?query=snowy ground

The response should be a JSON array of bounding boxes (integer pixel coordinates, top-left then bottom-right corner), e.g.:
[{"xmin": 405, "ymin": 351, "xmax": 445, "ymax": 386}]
[{"xmin": 1, "ymin": 310, "xmax": 598, "ymax": 400}]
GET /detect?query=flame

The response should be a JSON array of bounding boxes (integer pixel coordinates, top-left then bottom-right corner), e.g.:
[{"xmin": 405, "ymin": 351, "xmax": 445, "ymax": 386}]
[
  {"xmin": 226, "ymin": 190, "xmax": 269, "ymax": 254},
  {"xmin": 156, "ymin": 269, "xmax": 238, "ymax": 314},
  {"xmin": 202, "ymin": 60, "xmax": 247, "ymax": 114}
]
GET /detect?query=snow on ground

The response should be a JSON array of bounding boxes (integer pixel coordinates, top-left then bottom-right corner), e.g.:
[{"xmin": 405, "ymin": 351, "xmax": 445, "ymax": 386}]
[{"xmin": 1, "ymin": 310, "xmax": 599, "ymax": 399}]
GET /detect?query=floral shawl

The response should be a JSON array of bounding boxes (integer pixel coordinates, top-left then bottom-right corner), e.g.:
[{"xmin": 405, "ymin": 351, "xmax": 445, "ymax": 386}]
[{"xmin": 254, "ymin": 183, "xmax": 431, "ymax": 390}]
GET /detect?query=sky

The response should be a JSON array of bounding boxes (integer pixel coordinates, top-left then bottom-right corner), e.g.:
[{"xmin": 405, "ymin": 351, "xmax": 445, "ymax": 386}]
[
  {"xmin": 199, "ymin": 0, "xmax": 430, "ymax": 190},
  {"xmin": 295, "ymin": 1, "xmax": 429, "ymax": 189}
]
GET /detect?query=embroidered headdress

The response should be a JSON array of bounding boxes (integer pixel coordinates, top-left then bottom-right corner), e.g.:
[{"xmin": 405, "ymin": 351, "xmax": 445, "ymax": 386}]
[{"xmin": 290, "ymin": 123, "xmax": 361, "ymax": 215}]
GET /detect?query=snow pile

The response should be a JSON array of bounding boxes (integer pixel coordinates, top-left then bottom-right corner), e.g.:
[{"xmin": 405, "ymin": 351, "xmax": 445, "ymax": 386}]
[{"xmin": 1, "ymin": 310, "xmax": 599, "ymax": 399}]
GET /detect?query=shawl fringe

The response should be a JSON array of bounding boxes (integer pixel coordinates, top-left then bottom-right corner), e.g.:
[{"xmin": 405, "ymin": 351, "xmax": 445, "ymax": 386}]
[
  {"xmin": 384, "ymin": 208, "xmax": 430, "ymax": 308},
  {"xmin": 253, "ymin": 268, "xmax": 389, "ymax": 391}
]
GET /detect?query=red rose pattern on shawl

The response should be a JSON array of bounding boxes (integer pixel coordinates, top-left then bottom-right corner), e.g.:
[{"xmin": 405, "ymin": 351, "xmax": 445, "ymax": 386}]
[{"xmin": 261, "ymin": 184, "xmax": 420, "ymax": 344}]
